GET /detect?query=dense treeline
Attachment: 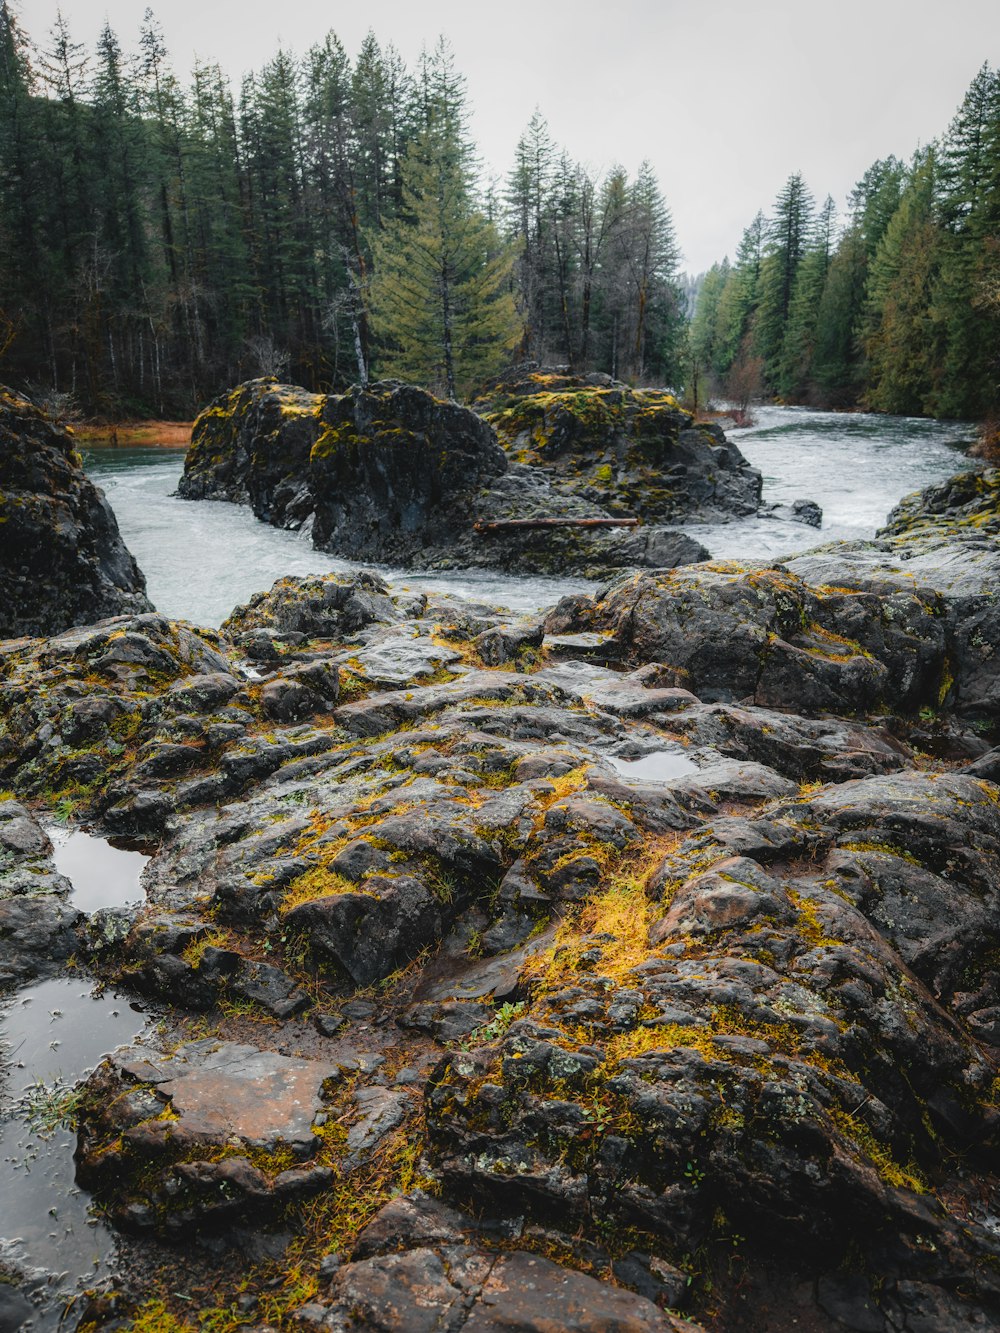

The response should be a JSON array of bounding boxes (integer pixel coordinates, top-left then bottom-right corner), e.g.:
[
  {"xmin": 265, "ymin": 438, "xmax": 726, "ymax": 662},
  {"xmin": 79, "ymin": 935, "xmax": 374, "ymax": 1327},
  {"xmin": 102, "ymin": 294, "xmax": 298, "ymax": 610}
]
[
  {"xmin": 0, "ymin": 3, "xmax": 684, "ymax": 414},
  {"xmin": 691, "ymin": 64, "xmax": 1000, "ymax": 421}
]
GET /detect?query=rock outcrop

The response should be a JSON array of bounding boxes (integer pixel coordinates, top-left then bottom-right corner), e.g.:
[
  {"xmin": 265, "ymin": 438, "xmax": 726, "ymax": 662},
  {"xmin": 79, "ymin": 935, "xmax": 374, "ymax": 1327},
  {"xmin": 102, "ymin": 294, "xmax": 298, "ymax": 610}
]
[
  {"xmin": 177, "ymin": 375, "xmax": 752, "ymax": 575},
  {"xmin": 3, "ymin": 465, "xmax": 1000, "ymax": 1331},
  {"xmin": 478, "ymin": 366, "xmax": 762, "ymax": 524},
  {"xmin": 0, "ymin": 386, "xmax": 152, "ymax": 636}
]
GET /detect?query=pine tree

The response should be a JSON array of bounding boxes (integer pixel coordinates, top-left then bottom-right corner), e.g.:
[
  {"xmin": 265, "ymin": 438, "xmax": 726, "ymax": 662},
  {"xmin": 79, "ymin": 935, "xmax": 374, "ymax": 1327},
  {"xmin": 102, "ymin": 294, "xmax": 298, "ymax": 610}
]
[
  {"xmin": 713, "ymin": 211, "xmax": 766, "ymax": 377},
  {"xmin": 368, "ymin": 44, "xmax": 517, "ymax": 398},
  {"xmin": 933, "ymin": 63, "xmax": 1000, "ymax": 416},
  {"xmin": 506, "ymin": 110, "xmax": 556, "ymax": 358},
  {"xmin": 0, "ymin": 0, "xmax": 46, "ymax": 377},
  {"xmin": 753, "ymin": 173, "xmax": 814, "ymax": 389},
  {"xmin": 689, "ymin": 258, "xmax": 730, "ymax": 400},
  {"xmin": 864, "ymin": 150, "xmax": 944, "ymax": 414},
  {"xmin": 777, "ymin": 195, "xmax": 835, "ymax": 399}
]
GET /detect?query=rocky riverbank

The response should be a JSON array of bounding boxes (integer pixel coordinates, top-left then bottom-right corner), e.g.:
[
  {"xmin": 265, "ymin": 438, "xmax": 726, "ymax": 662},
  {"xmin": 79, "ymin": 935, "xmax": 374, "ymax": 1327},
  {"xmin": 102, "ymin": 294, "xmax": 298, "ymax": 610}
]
[
  {"xmin": 0, "ymin": 386, "xmax": 152, "ymax": 637},
  {"xmin": 176, "ymin": 369, "xmax": 775, "ymax": 576},
  {"xmin": 2, "ymin": 382, "xmax": 1000, "ymax": 1330}
]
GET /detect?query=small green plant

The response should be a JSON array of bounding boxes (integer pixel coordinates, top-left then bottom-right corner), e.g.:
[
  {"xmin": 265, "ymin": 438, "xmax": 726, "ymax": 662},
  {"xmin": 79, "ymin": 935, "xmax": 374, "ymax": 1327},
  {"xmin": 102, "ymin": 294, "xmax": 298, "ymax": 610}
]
[
  {"xmin": 683, "ymin": 1159, "xmax": 706, "ymax": 1187},
  {"xmin": 19, "ymin": 1077, "xmax": 84, "ymax": 1138},
  {"xmin": 52, "ymin": 797, "xmax": 77, "ymax": 824},
  {"xmin": 464, "ymin": 1000, "xmax": 526, "ymax": 1046}
]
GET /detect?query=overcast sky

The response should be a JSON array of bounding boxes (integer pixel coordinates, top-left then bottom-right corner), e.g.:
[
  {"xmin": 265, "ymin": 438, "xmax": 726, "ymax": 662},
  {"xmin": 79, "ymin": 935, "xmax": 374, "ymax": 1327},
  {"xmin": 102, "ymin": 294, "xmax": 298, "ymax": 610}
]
[{"xmin": 19, "ymin": 0, "xmax": 998, "ymax": 272}]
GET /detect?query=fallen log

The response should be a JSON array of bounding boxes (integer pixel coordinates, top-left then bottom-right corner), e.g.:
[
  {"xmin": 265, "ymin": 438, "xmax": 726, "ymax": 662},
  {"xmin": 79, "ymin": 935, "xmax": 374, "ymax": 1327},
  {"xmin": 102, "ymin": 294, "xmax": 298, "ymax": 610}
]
[{"xmin": 474, "ymin": 517, "xmax": 640, "ymax": 534}]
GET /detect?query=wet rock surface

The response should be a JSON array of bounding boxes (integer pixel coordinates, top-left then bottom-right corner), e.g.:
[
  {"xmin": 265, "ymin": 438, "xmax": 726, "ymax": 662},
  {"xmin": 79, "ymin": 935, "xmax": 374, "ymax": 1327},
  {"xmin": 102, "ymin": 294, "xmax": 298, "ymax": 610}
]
[
  {"xmin": 0, "ymin": 801, "xmax": 82, "ymax": 988},
  {"xmin": 0, "ymin": 386, "xmax": 151, "ymax": 637},
  {"xmin": 75, "ymin": 1040, "xmax": 341, "ymax": 1232},
  {"xmin": 1, "ymin": 465, "xmax": 1000, "ymax": 1330},
  {"xmin": 177, "ymin": 374, "xmax": 754, "ymax": 575}
]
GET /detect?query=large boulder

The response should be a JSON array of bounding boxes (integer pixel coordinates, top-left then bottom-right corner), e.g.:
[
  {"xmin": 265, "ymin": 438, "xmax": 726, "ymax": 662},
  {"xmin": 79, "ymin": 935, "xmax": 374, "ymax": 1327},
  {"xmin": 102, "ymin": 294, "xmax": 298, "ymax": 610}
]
[
  {"xmin": 180, "ymin": 378, "xmax": 508, "ymax": 563},
  {"xmin": 309, "ymin": 382, "xmax": 508, "ymax": 560},
  {"xmin": 478, "ymin": 366, "xmax": 763, "ymax": 523},
  {"xmin": 426, "ymin": 770, "xmax": 1000, "ymax": 1329},
  {"xmin": 0, "ymin": 386, "xmax": 151, "ymax": 636},
  {"xmin": 544, "ymin": 465, "xmax": 1000, "ymax": 730},
  {"xmin": 177, "ymin": 377, "xmax": 733, "ymax": 575},
  {"xmin": 544, "ymin": 561, "xmax": 948, "ymax": 716}
]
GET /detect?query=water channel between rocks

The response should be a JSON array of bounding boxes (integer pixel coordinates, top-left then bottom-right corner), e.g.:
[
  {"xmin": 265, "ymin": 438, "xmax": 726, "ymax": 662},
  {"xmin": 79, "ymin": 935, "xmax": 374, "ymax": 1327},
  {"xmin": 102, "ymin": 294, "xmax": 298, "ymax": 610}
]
[
  {"xmin": 82, "ymin": 405, "xmax": 972, "ymax": 629},
  {"xmin": 0, "ymin": 834, "xmax": 151, "ymax": 1329}
]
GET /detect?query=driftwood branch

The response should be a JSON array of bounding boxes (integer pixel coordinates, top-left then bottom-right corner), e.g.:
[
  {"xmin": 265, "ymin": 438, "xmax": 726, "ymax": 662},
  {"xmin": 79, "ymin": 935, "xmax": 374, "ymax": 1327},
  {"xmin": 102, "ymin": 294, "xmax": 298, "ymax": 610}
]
[{"xmin": 474, "ymin": 517, "xmax": 640, "ymax": 534}]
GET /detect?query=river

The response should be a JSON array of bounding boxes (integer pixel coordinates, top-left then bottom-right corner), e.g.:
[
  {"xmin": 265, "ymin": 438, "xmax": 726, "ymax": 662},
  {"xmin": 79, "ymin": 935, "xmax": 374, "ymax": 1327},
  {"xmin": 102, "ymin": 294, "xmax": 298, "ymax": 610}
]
[{"xmin": 82, "ymin": 405, "xmax": 972, "ymax": 629}]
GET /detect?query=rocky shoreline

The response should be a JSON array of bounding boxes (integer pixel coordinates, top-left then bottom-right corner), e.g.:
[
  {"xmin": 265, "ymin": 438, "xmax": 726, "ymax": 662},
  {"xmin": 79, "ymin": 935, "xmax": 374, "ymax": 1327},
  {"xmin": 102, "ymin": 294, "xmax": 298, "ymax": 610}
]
[{"xmin": 1, "ymin": 386, "xmax": 1000, "ymax": 1331}]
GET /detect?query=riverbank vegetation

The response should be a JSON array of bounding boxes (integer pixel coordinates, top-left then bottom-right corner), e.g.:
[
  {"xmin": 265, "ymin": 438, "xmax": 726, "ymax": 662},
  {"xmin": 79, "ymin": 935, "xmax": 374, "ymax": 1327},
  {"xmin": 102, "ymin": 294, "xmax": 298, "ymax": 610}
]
[{"xmin": 690, "ymin": 64, "xmax": 1000, "ymax": 420}]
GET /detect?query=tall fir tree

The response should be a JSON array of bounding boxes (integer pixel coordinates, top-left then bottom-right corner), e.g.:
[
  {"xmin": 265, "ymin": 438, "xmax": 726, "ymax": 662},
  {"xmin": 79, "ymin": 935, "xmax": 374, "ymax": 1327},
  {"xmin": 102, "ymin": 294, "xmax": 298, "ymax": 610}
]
[
  {"xmin": 368, "ymin": 42, "xmax": 517, "ymax": 398},
  {"xmin": 753, "ymin": 172, "xmax": 815, "ymax": 390}
]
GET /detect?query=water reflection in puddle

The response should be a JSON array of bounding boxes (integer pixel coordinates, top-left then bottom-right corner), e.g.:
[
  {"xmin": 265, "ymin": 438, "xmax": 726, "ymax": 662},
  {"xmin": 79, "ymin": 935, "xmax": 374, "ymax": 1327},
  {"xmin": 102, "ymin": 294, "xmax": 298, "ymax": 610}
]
[
  {"xmin": 607, "ymin": 751, "xmax": 698, "ymax": 782},
  {"xmin": 47, "ymin": 827, "xmax": 150, "ymax": 913},
  {"xmin": 0, "ymin": 978, "xmax": 147, "ymax": 1322}
]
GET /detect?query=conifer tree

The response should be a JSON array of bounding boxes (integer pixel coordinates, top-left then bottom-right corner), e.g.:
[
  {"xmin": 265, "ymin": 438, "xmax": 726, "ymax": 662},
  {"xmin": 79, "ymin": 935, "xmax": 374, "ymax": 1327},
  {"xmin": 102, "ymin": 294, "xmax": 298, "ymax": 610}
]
[
  {"xmin": 864, "ymin": 151, "xmax": 944, "ymax": 414},
  {"xmin": 777, "ymin": 195, "xmax": 835, "ymax": 399},
  {"xmin": 368, "ymin": 43, "xmax": 517, "ymax": 398},
  {"xmin": 753, "ymin": 173, "xmax": 814, "ymax": 389},
  {"xmin": 712, "ymin": 212, "xmax": 766, "ymax": 377}
]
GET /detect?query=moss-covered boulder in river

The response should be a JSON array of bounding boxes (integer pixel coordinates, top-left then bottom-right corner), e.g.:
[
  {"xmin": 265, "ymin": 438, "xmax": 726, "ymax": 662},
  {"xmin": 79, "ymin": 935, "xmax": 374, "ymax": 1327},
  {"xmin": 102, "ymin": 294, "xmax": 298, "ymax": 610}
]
[
  {"xmin": 477, "ymin": 365, "xmax": 763, "ymax": 523},
  {"xmin": 177, "ymin": 375, "xmax": 740, "ymax": 575}
]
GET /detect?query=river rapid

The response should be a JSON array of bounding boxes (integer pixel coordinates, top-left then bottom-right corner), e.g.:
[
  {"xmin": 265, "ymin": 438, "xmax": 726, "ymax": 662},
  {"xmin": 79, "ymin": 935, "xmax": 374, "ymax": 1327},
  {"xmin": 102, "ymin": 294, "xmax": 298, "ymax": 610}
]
[{"xmin": 82, "ymin": 405, "xmax": 973, "ymax": 629}]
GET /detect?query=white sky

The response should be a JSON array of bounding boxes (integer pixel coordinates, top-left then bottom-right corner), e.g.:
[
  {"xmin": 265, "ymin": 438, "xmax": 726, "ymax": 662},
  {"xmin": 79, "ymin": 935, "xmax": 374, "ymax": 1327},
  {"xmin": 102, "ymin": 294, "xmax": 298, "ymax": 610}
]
[{"xmin": 18, "ymin": 0, "xmax": 999, "ymax": 272}]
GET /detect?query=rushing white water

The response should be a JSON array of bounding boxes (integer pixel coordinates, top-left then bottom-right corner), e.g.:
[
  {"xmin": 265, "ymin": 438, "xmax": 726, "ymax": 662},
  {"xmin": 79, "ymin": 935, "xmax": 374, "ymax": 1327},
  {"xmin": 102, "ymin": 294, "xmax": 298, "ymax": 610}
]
[
  {"xmin": 680, "ymin": 405, "xmax": 973, "ymax": 561},
  {"xmin": 82, "ymin": 406, "xmax": 973, "ymax": 628},
  {"xmin": 83, "ymin": 447, "xmax": 595, "ymax": 627}
]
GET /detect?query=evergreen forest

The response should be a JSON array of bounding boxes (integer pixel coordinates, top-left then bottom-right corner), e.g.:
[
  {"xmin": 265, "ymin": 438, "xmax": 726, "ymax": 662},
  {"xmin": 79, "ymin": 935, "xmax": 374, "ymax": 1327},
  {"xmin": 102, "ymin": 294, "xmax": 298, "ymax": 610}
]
[
  {"xmin": 0, "ymin": 4, "xmax": 683, "ymax": 414},
  {"xmin": 690, "ymin": 64, "xmax": 1000, "ymax": 421},
  {"xmin": 0, "ymin": 1, "xmax": 997, "ymax": 423}
]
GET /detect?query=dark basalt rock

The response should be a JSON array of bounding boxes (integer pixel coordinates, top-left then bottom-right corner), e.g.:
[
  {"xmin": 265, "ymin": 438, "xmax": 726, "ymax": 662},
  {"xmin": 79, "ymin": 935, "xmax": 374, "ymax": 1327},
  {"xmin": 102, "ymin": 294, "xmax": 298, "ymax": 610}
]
[
  {"xmin": 74, "ymin": 1039, "xmax": 341, "ymax": 1233},
  {"xmin": 177, "ymin": 375, "xmax": 745, "ymax": 575},
  {"xmin": 477, "ymin": 365, "xmax": 763, "ymax": 525},
  {"xmin": 314, "ymin": 1245, "xmax": 700, "ymax": 1331},
  {"xmin": 0, "ymin": 798, "xmax": 83, "ymax": 989},
  {"xmin": 760, "ymin": 496, "xmax": 823, "ymax": 526},
  {"xmin": 544, "ymin": 461, "xmax": 1000, "ymax": 731},
  {"xmin": 2, "ymin": 463, "xmax": 1000, "ymax": 1330},
  {"xmin": 0, "ymin": 386, "xmax": 152, "ymax": 636},
  {"xmin": 426, "ymin": 770, "xmax": 1000, "ymax": 1328},
  {"xmin": 308, "ymin": 382, "xmax": 508, "ymax": 562},
  {"xmin": 544, "ymin": 562, "xmax": 949, "ymax": 715},
  {"xmin": 179, "ymin": 378, "xmax": 508, "ymax": 565}
]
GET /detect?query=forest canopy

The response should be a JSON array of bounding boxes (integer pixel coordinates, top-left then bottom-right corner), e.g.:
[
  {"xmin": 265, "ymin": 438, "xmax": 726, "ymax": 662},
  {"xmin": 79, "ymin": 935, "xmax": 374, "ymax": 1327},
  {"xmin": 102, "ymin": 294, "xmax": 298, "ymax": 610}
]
[
  {"xmin": 1, "ymin": 3, "xmax": 997, "ymax": 421},
  {"xmin": 0, "ymin": 4, "xmax": 684, "ymax": 414},
  {"xmin": 690, "ymin": 63, "xmax": 1000, "ymax": 421}
]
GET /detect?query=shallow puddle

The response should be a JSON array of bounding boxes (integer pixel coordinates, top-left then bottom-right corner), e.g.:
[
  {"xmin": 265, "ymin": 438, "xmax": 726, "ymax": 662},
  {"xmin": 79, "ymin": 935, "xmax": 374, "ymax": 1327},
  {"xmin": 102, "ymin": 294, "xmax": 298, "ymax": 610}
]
[
  {"xmin": 0, "ymin": 977, "xmax": 147, "ymax": 1326},
  {"xmin": 47, "ymin": 827, "xmax": 150, "ymax": 913},
  {"xmin": 607, "ymin": 751, "xmax": 698, "ymax": 782}
]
